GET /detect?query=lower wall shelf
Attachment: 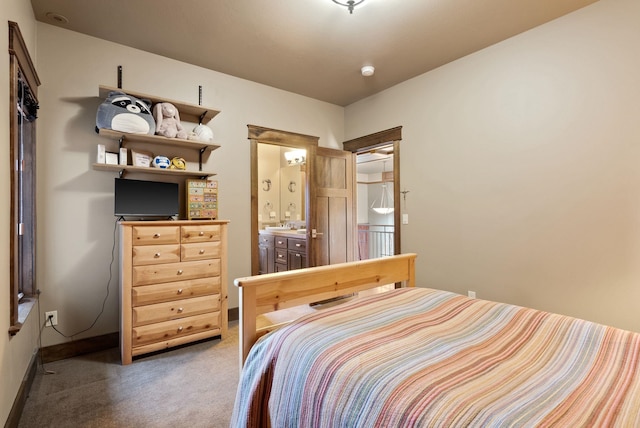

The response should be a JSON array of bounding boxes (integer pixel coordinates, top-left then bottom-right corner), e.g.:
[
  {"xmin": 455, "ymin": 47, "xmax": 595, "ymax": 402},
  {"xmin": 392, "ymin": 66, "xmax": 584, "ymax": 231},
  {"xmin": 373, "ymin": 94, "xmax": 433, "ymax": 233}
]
[{"xmin": 92, "ymin": 163, "xmax": 215, "ymax": 178}]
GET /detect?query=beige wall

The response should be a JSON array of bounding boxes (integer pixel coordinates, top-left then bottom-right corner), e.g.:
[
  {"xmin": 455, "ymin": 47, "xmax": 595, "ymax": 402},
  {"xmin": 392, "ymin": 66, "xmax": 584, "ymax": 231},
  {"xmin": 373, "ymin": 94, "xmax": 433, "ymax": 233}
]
[
  {"xmin": 0, "ymin": 1, "xmax": 41, "ymax": 424},
  {"xmin": 33, "ymin": 23, "xmax": 344, "ymax": 351},
  {"xmin": 346, "ymin": 0, "xmax": 640, "ymax": 332}
]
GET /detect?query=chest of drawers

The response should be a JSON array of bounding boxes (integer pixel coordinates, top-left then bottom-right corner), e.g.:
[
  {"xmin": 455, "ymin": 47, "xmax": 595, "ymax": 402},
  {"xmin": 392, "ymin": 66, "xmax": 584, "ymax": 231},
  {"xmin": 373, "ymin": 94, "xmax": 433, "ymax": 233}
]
[{"xmin": 119, "ymin": 220, "xmax": 229, "ymax": 364}]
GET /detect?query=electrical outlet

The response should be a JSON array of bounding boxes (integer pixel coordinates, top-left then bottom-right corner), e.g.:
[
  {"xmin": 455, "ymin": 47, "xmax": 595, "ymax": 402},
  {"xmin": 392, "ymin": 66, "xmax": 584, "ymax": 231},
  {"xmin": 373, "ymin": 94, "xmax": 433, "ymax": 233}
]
[
  {"xmin": 45, "ymin": 310, "xmax": 58, "ymax": 327},
  {"xmin": 468, "ymin": 291, "xmax": 476, "ymax": 299}
]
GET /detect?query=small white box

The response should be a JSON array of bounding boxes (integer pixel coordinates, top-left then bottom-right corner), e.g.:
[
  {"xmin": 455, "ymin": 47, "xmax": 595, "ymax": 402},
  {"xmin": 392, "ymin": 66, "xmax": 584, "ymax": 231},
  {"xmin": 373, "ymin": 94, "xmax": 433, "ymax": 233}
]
[
  {"xmin": 96, "ymin": 144, "xmax": 106, "ymax": 163},
  {"xmin": 105, "ymin": 152, "xmax": 118, "ymax": 165},
  {"xmin": 119, "ymin": 147, "xmax": 128, "ymax": 165}
]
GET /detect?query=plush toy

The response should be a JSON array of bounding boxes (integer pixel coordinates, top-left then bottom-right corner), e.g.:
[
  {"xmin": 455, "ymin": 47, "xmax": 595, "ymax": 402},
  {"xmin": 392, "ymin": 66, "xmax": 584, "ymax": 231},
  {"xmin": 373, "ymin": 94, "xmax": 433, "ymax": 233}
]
[
  {"xmin": 96, "ymin": 91, "xmax": 155, "ymax": 135},
  {"xmin": 154, "ymin": 102, "xmax": 188, "ymax": 139},
  {"xmin": 152, "ymin": 156, "xmax": 171, "ymax": 168},
  {"xmin": 169, "ymin": 157, "xmax": 186, "ymax": 170},
  {"xmin": 187, "ymin": 124, "xmax": 214, "ymax": 143}
]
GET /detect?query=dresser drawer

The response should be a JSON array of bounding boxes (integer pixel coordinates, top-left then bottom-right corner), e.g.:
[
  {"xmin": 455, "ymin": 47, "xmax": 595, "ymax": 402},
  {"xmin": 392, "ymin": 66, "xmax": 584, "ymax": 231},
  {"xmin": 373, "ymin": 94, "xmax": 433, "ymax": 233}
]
[
  {"xmin": 132, "ymin": 312, "xmax": 221, "ymax": 347},
  {"xmin": 133, "ymin": 295, "xmax": 220, "ymax": 326},
  {"xmin": 133, "ymin": 226, "xmax": 180, "ymax": 246},
  {"xmin": 275, "ymin": 248, "xmax": 287, "ymax": 264},
  {"xmin": 182, "ymin": 225, "xmax": 221, "ymax": 243},
  {"xmin": 132, "ymin": 259, "xmax": 221, "ymax": 286},
  {"xmin": 288, "ymin": 238, "xmax": 306, "ymax": 252},
  {"xmin": 275, "ymin": 237, "xmax": 288, "ymax": 248},
  {"xmin": 181, "ymin": 241, "xmax": 221, "ymax": 261},
  {"xmin": 132, "ymin": 277, "xmax": 220, "ymax": 306},
  {"xmin": 132, "ymin": 244, "xmax": 180, "ymax": 266}
]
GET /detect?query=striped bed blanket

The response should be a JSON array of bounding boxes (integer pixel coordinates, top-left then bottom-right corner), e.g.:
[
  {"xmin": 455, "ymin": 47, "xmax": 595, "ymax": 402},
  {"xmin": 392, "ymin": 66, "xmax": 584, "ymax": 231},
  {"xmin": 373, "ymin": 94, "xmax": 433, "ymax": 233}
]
[{"xmin": 231, "ymin": 288, "xmax": 640, "ymax": 427}]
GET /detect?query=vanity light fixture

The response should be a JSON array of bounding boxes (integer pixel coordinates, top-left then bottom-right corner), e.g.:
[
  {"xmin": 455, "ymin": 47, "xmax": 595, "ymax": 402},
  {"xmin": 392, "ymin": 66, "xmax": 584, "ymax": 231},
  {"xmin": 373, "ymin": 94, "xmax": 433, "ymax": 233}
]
[
  {"xmin": 332, "ymin": 0, "xmax": 365, "ymax": 14},
  {"xmin": 284, "ymin": 149, "xmax": 306, "ymax": 166}
]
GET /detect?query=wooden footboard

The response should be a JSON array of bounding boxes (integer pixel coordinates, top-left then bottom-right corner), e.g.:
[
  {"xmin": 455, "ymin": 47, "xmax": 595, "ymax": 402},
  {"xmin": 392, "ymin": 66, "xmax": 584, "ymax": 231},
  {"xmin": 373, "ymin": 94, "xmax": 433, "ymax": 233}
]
[{"xmin": 234, "ymin": 253, "xmax": 417, "ymax": 365}]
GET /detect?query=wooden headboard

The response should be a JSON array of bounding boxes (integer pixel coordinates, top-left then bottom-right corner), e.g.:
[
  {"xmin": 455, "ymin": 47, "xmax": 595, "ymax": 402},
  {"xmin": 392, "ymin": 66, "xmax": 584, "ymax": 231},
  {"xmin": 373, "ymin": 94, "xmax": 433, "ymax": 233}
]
[{"xmin": 234, "ymin": 253, "xmax": 417, "ymax": 365}]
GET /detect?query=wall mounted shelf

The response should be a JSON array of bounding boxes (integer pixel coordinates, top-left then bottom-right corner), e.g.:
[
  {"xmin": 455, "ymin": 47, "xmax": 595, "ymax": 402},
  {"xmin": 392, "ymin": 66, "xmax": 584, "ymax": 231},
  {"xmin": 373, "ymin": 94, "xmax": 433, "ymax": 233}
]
[
  {"xmin": 98, "ymin": 128, "xmax": 221, "ymax": 152},
  {"xmin": 92, "ymin": 163, "xmax": 216, "ymax": 178},
  {"xmin": 94, "ymin": 84, "xmax": 222, "ymax": 177},
  {"xmin": 98, "ymin": 85, "xmax": 221, "ymax": 124}
]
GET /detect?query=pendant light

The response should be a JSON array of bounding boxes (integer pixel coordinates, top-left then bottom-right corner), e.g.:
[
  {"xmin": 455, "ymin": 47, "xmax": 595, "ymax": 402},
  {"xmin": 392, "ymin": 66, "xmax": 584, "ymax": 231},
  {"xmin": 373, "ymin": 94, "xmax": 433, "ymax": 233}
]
[{"xmin": 371, "ymin": 161, "xmax": 394, "ymax": 215}]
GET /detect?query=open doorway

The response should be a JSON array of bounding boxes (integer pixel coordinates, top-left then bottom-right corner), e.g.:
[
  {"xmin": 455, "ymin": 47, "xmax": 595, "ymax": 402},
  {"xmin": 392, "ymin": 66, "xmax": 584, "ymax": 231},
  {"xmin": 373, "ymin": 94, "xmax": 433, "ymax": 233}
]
[
  {"xmin": 343, "ymin": 126, "xmax": 402, "ymax": 261},
  {"xmin": 356, "ymin": 145, "xmax": 394, "ymax": 260}
]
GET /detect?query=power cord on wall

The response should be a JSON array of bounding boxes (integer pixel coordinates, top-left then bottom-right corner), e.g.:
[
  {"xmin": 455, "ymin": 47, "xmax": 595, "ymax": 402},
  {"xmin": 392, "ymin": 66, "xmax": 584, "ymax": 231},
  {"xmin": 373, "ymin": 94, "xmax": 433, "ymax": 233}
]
[{"xmin": 46, "ymin": 218, "xmax": 118, "ymax": 340}]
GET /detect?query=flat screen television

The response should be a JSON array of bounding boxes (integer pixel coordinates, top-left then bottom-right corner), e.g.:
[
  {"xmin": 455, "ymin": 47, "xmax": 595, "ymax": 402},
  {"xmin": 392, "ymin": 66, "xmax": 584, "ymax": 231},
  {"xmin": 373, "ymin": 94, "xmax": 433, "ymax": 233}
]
[{"xmin": 114, "ymin": 178, "xmax": 179, "ymax": 219}]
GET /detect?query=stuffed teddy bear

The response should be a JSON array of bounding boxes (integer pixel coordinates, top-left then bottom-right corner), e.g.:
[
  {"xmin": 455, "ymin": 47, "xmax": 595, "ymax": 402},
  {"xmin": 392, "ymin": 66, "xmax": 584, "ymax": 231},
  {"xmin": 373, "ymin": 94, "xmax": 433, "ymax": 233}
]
[
  {"xmin": 154, "ymin": 102, "xmax": 188, "ymax": 139},
  {"xmin": 96, "ymin": 91, "xmax": 155, "ymax": 135}
]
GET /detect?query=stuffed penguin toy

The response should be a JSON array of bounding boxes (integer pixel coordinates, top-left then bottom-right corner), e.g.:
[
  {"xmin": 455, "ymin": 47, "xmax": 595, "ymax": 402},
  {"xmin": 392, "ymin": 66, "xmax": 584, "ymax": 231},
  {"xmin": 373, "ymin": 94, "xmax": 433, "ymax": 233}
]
[{"xmin": 96, "ymin": 91, "xmax": 155, "ymax": 135}]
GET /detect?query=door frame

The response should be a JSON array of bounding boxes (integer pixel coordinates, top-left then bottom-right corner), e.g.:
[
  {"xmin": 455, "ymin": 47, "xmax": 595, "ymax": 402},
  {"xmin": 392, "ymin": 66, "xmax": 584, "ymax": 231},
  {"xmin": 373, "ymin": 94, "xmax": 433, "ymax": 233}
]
[
  {"xmin": 247, "ymin": 125, "xmax": 319, "ymax": 275},
  {"xmin": 343, "ymin": 126, "xmax": 402, "ymax": 256}
]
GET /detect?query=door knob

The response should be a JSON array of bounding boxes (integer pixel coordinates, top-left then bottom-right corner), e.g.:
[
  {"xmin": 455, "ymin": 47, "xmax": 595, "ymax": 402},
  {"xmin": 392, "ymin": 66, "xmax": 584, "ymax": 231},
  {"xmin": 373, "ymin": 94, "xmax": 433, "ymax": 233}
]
[{"xmin": 311, "ymin": 229, "xmax": 324, "ymax": 238}]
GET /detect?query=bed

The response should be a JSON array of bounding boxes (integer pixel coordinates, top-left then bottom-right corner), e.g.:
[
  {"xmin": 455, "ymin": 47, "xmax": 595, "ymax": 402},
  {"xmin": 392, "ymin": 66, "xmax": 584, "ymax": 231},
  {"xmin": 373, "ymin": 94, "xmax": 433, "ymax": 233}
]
[{"xmin": 231, "ymin": 254, "xmax": 640, "ymax": 427}]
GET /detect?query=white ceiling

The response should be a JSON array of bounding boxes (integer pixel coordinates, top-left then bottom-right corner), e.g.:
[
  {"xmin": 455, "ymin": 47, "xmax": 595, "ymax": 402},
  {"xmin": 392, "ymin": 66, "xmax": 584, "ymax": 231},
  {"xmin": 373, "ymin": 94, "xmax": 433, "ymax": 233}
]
[
  {"xmin": 357, "ymin": 154, "xmax": 393, "ymax": 175},
  {"xmin": 30, "ymin": 0, "xmax": 598, "ymax": 107}
]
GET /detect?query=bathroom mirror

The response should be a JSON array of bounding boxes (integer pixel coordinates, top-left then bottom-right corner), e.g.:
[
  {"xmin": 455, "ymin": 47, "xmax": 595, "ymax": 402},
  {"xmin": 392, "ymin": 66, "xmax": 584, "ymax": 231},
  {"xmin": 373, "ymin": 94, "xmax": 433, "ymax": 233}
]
[{"xmin": 257, "ymin": 144, "xmax": 306, "ymax": 228}]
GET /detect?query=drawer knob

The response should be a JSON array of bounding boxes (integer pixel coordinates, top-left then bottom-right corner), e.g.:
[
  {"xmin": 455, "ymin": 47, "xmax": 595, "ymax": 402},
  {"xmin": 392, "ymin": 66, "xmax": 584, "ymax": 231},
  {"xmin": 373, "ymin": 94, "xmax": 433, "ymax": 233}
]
[
  {"xmin": 278, "ymin": 240, "xmax": 283, "ymax": 244},
  {"xmin": 177, "ymin": 326, "xmax": 183, "ymax": 332},
  {"xmin": 154, "ymin": 233, "xmax": 160, "ymax": 238},
  {"xmin": 177, "ymin": 307, "xmax": 184, "ymax": 313},
  {"xmin": 296, "ymin": 243, "xmax": 301, "ymax": 247},
  {"xmin": 199, "ymin": 249, "xmax": 205, "ymax": 254},
  {"xmin": 199, "ymin": 231, "xmax": 205, "ymax": 236},
  {"xmin": 177, "ymin": 270, "xmax": 183, "ymax": 275},
  {"xmin": 296, "ymin": 253, "xmax": 301, "ymax": 258},
  {"xmin": 278, "ymin": 254, "xmax": 284, "ymax": 259},
  {"xmin": 154, "ymin": 253, "xmax": 160, "ymax": 258},
  {"xmin": 177, "ymin": 288, "xmax": 183, "ymax": 294}
]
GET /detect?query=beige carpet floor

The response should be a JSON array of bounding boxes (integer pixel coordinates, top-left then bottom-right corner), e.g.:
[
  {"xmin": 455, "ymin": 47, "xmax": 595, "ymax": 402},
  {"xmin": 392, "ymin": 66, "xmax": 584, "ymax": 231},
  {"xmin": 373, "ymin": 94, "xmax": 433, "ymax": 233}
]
[{"xmin": 18, "ymin": 321, "xmax": 239, "ymax": 428}]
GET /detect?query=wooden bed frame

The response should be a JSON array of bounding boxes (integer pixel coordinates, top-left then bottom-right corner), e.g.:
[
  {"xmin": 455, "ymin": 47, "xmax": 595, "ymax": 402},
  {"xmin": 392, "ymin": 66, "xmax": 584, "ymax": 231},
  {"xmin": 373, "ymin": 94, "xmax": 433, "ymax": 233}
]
[{"xmin": 234, "ymin": 253, "xmax": 417, "ymax": 365}]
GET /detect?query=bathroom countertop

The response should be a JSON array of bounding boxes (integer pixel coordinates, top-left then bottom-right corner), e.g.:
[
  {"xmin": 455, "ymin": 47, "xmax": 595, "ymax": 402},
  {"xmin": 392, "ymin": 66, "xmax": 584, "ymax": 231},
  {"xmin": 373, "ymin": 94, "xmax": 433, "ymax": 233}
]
[{"xmin": 259, "ymin": 229, "xmax": 307, "ymax": 237}]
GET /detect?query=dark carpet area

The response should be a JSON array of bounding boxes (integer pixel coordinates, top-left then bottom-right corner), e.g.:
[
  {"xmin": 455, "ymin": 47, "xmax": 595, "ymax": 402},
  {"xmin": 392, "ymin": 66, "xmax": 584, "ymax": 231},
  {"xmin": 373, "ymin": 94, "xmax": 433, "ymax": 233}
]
[{"xmin": 19, "ymin": 321, "xmax": 239, "ymax": 428}]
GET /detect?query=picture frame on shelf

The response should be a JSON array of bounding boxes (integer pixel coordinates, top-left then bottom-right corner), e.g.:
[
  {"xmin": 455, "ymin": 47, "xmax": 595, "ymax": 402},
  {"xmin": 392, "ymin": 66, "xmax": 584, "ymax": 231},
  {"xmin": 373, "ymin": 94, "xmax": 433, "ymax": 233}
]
[{"xmin": 131, "ymin": 149, "xmax": 153, "ymax": 167}]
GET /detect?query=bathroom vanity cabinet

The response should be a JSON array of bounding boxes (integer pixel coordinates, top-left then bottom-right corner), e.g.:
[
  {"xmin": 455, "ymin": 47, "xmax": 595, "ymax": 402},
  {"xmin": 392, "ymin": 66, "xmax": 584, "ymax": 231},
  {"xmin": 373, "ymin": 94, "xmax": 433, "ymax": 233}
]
[{"xmin": 258, "ymin": 230, "xmax": 307, "ymax": 274}]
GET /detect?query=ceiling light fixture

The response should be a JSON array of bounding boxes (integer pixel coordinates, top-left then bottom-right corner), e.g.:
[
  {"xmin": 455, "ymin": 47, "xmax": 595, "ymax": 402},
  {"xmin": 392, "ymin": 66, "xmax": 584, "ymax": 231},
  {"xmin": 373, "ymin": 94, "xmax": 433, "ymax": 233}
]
[
  {"xmin": 332, "ymin": 0, "xmax": 365, "ymax": 14},
  {"xmin": 45, "ymin": 12, "xmax": 69, "ymax": 24},
  {"xmin": 361, "ymin": 65, "xmax": 375, "ymax": 77}
]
